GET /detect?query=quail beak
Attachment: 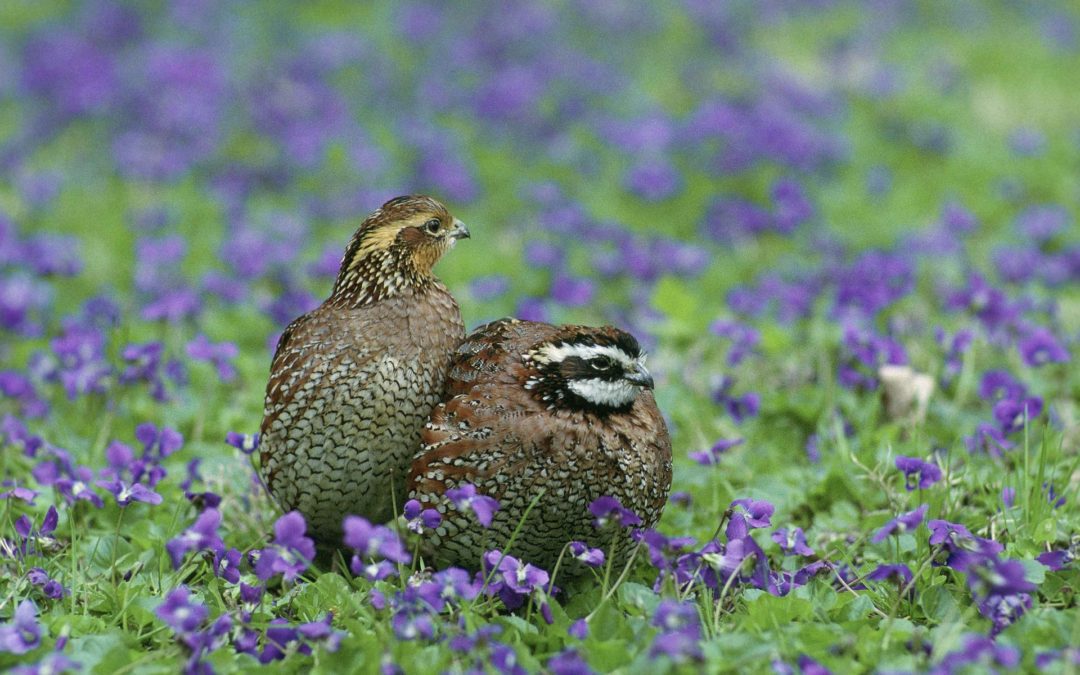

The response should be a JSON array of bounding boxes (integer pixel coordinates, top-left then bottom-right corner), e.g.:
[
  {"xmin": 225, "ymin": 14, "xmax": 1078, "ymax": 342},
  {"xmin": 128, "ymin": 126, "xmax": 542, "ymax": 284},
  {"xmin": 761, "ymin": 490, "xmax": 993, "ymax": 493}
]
[
  {"xmin": 624, "ymin": 362, "xmax": 655, "ymax": 389},
  {"xmin": 449, "ymin": 218, "xmax": 471, "ymax": 241}
]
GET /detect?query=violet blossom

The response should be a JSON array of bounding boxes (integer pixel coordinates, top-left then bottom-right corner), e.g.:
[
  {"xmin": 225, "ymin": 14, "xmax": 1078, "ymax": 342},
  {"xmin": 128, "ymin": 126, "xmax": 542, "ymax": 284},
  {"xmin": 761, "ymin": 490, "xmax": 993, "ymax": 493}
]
[
  {"xmin": 871, "ymin": 504, "xmax": 928, "ymax": 543},
  {"xmin": 895, "ymin": 456, "xmax": 943, "ymax": 491},
  {"xmin": 446, "ymin": 483, "xmax": 500, "ymax": 527}
]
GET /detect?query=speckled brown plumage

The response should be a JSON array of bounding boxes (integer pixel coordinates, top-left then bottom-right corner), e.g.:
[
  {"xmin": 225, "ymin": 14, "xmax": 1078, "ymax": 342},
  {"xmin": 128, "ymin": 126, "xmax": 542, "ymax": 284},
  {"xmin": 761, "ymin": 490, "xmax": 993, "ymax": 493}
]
[
  {"xmin": 407, "ymin": 319, "xmax": 672, "ymax": 574},
  {"xmin": 259, "ymin": 195, "xmax": 468, "ymax": 542}
]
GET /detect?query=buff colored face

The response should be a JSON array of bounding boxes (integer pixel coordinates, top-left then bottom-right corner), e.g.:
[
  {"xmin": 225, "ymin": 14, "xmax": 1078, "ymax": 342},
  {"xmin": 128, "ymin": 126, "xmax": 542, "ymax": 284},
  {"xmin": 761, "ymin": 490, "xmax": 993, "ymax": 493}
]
[
  {"xmin": 391, "ymin": 211, "xmax": 471, "ymax": 272},
  {"xmin": 333, "ymin": 196, "xmax": 471, "ymax": 302},
  {"xmin": 348, "ymin": 198, "xmax": 470, "ymax": 274}
]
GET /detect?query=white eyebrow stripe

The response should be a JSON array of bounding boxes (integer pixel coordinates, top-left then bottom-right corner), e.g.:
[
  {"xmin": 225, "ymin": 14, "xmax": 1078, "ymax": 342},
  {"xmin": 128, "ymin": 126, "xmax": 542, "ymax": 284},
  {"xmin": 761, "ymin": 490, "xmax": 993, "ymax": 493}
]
[{"xmin": 538, "ymin": 343, "xmax": 637, "ymax": 367}]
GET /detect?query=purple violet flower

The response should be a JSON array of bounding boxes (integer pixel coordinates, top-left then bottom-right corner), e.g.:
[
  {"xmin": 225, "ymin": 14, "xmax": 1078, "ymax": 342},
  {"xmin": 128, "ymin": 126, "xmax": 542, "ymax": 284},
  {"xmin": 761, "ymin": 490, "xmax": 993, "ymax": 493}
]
[
  {"xmin": 166, "ymin": 508, "xmax": 224, "ymax": 569},
  {"xmin": 1043, "ymin": 482, "xmax": 1066, "ymax": 509},
  {"xmin": 0, "ymin": 485, "xmax": 38, "ymax": 504},
  {"xmin": 490, "ymin": 642, "xmax": 527, "ymax": 675},
  {"xmin": 96, "ymin": 479, "xmax": 162, "ymax": 506},
  {"xmin": 967, "ymin": 558, "xmax": 1036, "ymax": 598},
  {"xmin": 255, "ymin": 511, "xmax": 316, "ymax": 582},
  {"xmin": 690, "ymin": 437, "xmax": 744, "ymax": 466},
  {"xmin": 638, "ymin": 529, "xmax": 697, "ymax": 588},
  {"xmin": 649, "ymin": 600, "xmax": 702, "ymax": 663},
  {"xmin": 1018, "ymin": 327, "xmax": 1069, "ymax": 367},
  {"xmin": 699, "ymin": 536, "xmax": 767, "ymax": 592},
  {"xmin": 0, "ymin": 599, "xmax": 40, "ymax": 654},
  {"xmin": 927, "ymin": 519, "xmax": 1003, "ymax": 571},
  {"xmin": 548, "ymin": 648, "xmax": 595, "ymax": 675},
  {"xmin": 387, "ymin": 597, "xmax": 437, "ymax": 641},
  {"xmin": 342, "ymin": 515, "xmax": 409, "ymax": 580},
  {"xmin": 711, "ymin": 380, "xmax": 760, "ymax": 423},
  {"xmin": 964, "ymin": 423, "xmax": 1014, "ymax": 457},
  {"xmin": 482, "ymin": 550, "xmax": 552, "ymax": 615},
  {"xmin": 726, "ymin": 499, "xmax": 774, "ymax": 539},
  {"xmin": 186, "ymin": 334, "xmax": 239, "ymax": 381},
  {"xmin": 446, "ymin": 483, "xmax": 500, "ymax": 527},
  {"xmin": 1035, "ymin": 648, "xmax": 1080, "ymax": 669},
  {"xmin": 977, "ymin": 370, "xmax": 1026, "ymax": 402},
  {"xmin": 135, "ymin": 423, "xmax": 183, "ymax": 460},
  {"xmin": 0, "ymin": 372, "xmax": 49, "ymax": 419},
  {"xmin": 550, "ymin": 275, "xmax": 596, "ymax": 307},
  {"xmin": 589, "ymin": 496, "xmax": 642, "ymax": 528},
  {"xmin": 992, "ymin": 396, "xmax": 1042, "ymax": 434},
  {"xmin": 932, "ymin": 635, "xmax": 1020, "ymax": 673},
  {"xmin": 417, "ymin": 568, "xmax": 480, "ymax": 612},
  {"xmin": 403, "ymin": 499, "xmax": 441, "ymax": 534},
  {"xmin": 156, "ymin": 586, "xmax": 208, "ymax": 635},
  {"xmin": 710, "ymin": 320, "xmax": 762, "ymax": 367},
  {"xmin": 1001, "ymin": 487, "xmax": 1016, "ymax": 508},
  {"xmin": 871, "ymin": 504, "xmax": 928, "ymax": 543},
  {"xmin": 771, "ymin": 527, "xmax": 814, "ymax": 556},
  {"xmin": 866, "ymin": 563, "xmax": 914, "ymax": 585},
  {"xmin": 119, "ymin": 342, "xmax": 168, "ymax": 401},
  {"xmin": 1036, "ymin": 550, "xmax": 1072, "ymax": 571},
  {"xmin": 1, "ymin": 416, "xmax": 44, "ymax": 457},
  {"xmin": 1014, "ymin": 203, "xmax": 1070, "ymax": 242},
  {"xmin": 237, "ymin": 582, "xmax": 263, "ymax": 605},
  {"xmin": 214, "ymin": 548, "xmax": 243, "ymax": 584},
  {"xmin": 624, "ymin": 157, "xmax": 682, "ymax": 202},
  {"xmin": 568, "ymin": 541, "xmax": 605, "ymax": 568},
  {"xmin": 569, "ymin": 619, "xmax": 589, "ymax": 640},
  {"xmin": 895, "ymin": 456, "xmax": 943, "ymax": 490},
  {"xmin": 13, "ymin": 505, "xmax": 58, "ymax": 556},
  {"xmin": 225, "ymin": 431, "xmax": 260, "ymax": 454}
]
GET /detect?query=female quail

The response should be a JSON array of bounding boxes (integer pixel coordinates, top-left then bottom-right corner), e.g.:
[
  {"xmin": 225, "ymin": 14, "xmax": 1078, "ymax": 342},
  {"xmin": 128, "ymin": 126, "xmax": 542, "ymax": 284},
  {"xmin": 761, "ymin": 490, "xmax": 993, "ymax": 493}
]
[
  {"xmin": 260, "ymin": 195, "xmax": 469, "ymax": 542},
  {"xmin": 407, "ymin": 319, "xmax": 672, "ymax": 573}
]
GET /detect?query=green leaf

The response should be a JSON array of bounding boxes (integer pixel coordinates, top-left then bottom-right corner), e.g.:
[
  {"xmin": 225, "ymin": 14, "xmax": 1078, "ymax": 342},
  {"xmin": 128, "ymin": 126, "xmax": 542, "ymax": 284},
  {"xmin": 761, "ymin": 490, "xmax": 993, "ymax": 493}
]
[
  {"xmin": 585, "ymin": 639, "xmax": 633, "ymax": 672},
  {"xmin": 1020, "ymin": 559, "xmax": 1046, "ymax": 585},
  {"xmin": 618, "ymin": 582, "xmax": 661, "ymax": 616},
  {"xmin": 1032, "ymin": 517, "xmax": 1057, "ymax": 544},
  {"xmin": 920, "ymin": 586, "xmax": 962, "ymax": 623},
  {"xmin": 496, "ymin": 614, "xmax": 539, "ymax": 638},
  {"xmin": 66, "ymin": 632, "xmax": 133, "ymax": 674},
  {"xmin": 589, "ymin": 602, "xmax": 632, "ymax": 642},
  {"xmin": 744, "ymin": 591, "xmax": 814, "ymax": 630},
  {"xmin": 840, "ymin": 594, "xmax": 877, "ymax": 623}
]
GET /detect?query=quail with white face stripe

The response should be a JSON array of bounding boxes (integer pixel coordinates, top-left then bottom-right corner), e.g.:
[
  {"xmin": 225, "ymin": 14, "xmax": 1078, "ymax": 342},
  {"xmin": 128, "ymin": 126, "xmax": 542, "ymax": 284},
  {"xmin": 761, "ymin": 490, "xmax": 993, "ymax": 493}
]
[
  {"xmin": 407, "ymin": 319, "xmax": 672, "ymax": 574},
  {"xmin": 524, "ymin": 338, "xmax": 654, "ymax": 411}
]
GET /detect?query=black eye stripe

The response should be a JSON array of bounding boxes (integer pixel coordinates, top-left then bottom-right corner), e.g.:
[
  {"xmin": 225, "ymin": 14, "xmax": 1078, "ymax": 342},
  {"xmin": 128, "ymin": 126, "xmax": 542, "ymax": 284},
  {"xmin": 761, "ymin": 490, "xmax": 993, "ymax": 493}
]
[
  {"xmin": 556, "ymin": 356, "xmax": 623, "ymax": 382},
  {"xmin": 591, "ymin": 356, "xmax": 615, "ymax": 369}
]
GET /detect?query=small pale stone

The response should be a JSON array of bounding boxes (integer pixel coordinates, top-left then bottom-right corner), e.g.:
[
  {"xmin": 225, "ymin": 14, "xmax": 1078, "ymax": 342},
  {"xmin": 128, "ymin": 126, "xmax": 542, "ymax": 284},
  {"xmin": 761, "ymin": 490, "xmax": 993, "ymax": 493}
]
[{"xmin": 879, "ymin": 364, "xmax": 935, "ymax": 423}]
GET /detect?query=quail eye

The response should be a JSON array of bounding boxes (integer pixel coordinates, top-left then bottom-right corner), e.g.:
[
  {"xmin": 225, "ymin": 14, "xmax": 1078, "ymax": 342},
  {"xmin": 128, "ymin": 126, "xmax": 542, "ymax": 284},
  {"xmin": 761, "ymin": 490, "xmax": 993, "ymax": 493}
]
[
  {"xmin": 591, "ymin": 356, "xmax": 615, "ymax": 371},
  {"xmin": 424, "ymin": 218, "xmax": 441, "ymax": 233}
]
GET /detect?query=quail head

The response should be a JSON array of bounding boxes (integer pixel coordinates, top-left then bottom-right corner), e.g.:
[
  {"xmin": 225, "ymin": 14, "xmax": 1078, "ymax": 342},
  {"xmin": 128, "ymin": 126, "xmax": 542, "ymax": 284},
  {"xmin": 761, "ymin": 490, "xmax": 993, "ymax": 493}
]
[
  {"xmin": 259, "ymin": 195, "xmax": 470, "ymax": 543},
  {"xmin": 407, "ymin": 319, "xmax": 672, "ymax": 575}
]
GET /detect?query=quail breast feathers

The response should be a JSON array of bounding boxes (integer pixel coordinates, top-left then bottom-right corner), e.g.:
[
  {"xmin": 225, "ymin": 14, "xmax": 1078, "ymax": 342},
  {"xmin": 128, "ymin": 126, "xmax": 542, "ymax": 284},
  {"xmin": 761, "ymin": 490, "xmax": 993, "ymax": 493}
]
[
  {"xmin": 259, "ymin": 195, "xmax": 469, "ymax": 542},
  {"xmin": 407, "ymin": 318, "xmax": 673, "ymax": 574}
]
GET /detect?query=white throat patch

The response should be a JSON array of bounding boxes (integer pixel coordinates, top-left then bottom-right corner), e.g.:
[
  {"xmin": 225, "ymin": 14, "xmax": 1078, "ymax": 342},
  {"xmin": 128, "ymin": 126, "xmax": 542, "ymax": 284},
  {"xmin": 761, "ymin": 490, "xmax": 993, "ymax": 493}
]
[{"xmin": 567, "ymin": 377, "xmax": 640, "ymax": 408}]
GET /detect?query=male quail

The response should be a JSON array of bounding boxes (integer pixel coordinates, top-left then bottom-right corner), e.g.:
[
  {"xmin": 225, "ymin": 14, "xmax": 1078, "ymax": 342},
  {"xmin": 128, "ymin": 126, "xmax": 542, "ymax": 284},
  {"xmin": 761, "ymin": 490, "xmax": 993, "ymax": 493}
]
[
  {"xmin": 407, "ymin": 319, "xmax": 672, "ymax": 574},
  {"xmin": 260, "ymin": 195, "xmax": 470, "ymax": 542}
]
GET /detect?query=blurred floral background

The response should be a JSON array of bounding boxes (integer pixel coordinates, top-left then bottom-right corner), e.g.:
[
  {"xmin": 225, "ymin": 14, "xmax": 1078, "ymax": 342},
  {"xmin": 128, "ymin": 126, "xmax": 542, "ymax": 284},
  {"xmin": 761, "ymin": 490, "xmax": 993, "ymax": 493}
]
[{"xmin": 2, "ymin": 0, "xmax": 1079, "ymax": 672}]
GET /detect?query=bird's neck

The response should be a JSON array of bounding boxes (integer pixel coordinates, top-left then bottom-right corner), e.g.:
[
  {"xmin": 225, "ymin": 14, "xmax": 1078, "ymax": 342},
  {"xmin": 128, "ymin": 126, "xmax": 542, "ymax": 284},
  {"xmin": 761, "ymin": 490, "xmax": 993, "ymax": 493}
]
[{"xmin": 329, "ymin": 247, "xmax": 434, "ymax": 308}]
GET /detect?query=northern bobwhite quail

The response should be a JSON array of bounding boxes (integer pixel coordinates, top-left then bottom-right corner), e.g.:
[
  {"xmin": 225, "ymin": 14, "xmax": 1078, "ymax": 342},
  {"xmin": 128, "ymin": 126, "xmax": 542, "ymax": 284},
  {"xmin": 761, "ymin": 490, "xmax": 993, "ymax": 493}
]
[
  {"xmin": 259, "ymin": 195, "xmax": 469, "ymax": 542},
  {"xmin": 407, "ymin": 319, "xmax": 672, "ymax": 573}
]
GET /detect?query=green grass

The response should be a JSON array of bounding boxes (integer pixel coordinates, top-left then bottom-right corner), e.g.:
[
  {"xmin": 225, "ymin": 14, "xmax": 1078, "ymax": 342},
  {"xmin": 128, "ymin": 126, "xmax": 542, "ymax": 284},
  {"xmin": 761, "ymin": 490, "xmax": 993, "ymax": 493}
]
[{"xmin": 2, "ymin": 1, "xmax": 1080, "ymax": 673}]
